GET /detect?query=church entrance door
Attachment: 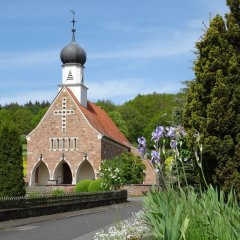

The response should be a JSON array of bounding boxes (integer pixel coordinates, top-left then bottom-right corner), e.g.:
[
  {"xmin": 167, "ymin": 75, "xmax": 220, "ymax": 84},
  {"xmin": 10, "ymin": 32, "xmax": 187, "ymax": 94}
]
[
  {"xmin": 32, "ymin": 161, "xmax": 50, "ymax": 186},
  {"xmin": 54, "ymin": 161, "xmax": 73, "ymax": 184},
  {"xmin": 76, "ymin": 160, "xmax": 95, "ymax": 183},
  {"xmin": 62, "ymin": 162, "xmax": 72, "ymax": 184}
]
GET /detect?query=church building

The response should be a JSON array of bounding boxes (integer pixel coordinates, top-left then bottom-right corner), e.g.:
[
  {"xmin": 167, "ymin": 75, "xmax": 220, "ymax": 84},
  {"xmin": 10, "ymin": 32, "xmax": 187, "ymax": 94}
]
[{"xmin": 26, "ymin": 15, "xmax": 131, "ymax": 186}]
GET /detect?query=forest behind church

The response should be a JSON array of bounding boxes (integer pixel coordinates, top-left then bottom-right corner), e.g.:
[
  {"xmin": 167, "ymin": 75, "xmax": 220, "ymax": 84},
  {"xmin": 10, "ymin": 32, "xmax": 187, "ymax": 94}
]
[{"xmin": 0, "ymin": 92, "xmax": 183, "ymax": 145}]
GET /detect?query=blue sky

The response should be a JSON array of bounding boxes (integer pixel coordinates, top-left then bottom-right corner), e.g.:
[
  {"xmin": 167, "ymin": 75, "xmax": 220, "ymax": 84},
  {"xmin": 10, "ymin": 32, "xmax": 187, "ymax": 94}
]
[{"xmin": 0, "ymin": 0, "xmax": 228, "ymax": 105}]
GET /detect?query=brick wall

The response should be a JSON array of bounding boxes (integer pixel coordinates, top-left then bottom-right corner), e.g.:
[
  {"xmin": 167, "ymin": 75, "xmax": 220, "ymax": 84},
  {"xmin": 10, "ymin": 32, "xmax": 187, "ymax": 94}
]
[
  {"xmin": 27, "ymin": 89, "xmax": 102, "ymax": 185},
  {"xmin": 122, "ymin": 184, "xmax": 154, "ymax": 196},
  {"xmin": 101, "ymin": 138, "xmax": 129, "ymax": 160},
  {"xmin": 131, "ymin": 147, "xmax": 156, "ymax": 185}
]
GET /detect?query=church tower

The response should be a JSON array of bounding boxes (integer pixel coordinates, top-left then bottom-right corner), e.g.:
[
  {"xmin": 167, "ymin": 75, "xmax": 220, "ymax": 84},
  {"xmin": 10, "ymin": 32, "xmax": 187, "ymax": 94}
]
[{"xmin": 59, "ymin": 11, "xmax": 88, "ymax": 107}]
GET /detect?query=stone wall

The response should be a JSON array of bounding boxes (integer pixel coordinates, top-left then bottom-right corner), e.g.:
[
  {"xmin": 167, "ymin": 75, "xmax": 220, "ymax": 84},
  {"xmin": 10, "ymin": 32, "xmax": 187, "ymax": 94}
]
[{"xmin": 122, "ymin": 184, "xmax": 154, "ymax": 196}]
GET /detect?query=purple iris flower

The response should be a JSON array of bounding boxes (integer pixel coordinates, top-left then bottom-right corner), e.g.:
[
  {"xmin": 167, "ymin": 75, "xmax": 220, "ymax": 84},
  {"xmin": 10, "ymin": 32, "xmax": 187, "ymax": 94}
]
[
  {"xmin": 151, "ymin": 150, "xmax": 160, "ymax": 164},
  {"xmin": 181, "ymin": 129, "xmax": 186, "ymax": 137},
  {"xmin": 170, "ymin": 140, "xmax": 177, "ymax": 149},
  {"xmin": 137, "ymin": 137, "xmax": 146, "ymax": 159},
  {"xmin": 151, "ymin": 126, "xmax": 164, "ymax": 142},
  {"xmin": 137, "ymin": 137, "xmax": 146, "ymax": 147},
  {"xmin": 138, "ymin": 147, "xmax": 145, "ymax": 159},
  {"xmin": 166, "ymin": 127, "xmax": 175, "ymax": 138}
]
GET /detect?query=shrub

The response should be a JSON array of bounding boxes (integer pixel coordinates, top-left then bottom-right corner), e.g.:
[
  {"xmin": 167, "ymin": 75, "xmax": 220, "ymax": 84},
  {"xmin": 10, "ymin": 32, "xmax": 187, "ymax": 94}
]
[
  {"xmin": 100, "ymin": 152, "xmax": 146, "ymax": 190},
  {"xmin": 88, "ymin": 179, "xmax": 105, "ymax": 192},
  {"xmin": 0, "ymin": 124, "xmax": 26, "ymax": 197},
  {"xmin": 75, "ymin": 179, "xmax": 93, "ymax": 193},
  {"xmin": 100, "ymin": 161, "xmax": 122, "ymax": 190},
  {"xmin": 51, "ymin": 188, "xmax": 65, "ymax": 197}
]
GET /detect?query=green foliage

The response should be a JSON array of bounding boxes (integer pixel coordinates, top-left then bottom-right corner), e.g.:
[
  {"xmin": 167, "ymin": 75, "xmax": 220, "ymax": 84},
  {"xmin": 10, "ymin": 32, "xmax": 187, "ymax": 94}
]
[
  {"xmin": 119, "ymin": 93, "xmax": 182, "ymax": 143},
  {"xmin": 88, "ymin": 179, "xmax": 106, "ymax": 192},
  {"xmin": 144, "ymin": 186, "xmax": 240, "ymax": 240},
  {"xmin": 100, "ymin": 161, "xmax": 123, "ymax": 190},
  {"xmin": 27, "ymin": 191, "xmax": 42, "ymax": 198},
  {"xmin": 108, "ymin": 111, "xmax": 129, "ymax": 137},
  {"xmin": 0, "ymin": 101, "xmax": 50, "ymax": 136},
  {"xmin": 31, "ymin": 106, "xmax": 49, "ymax": 128},
  {"xmin": 117, "ymin": 152, "xmax": 145, "ymax": 184},
  {"xmin": 100, "ymin": 152, "xmax": 145, "ymax": 190},
  {"xmin": 0, "ymin": 124, "xmax": 26, "ymax": 197},
  {"xmin": 182, "ymin": 2, "xmax": 240, "ymax": 192},
  {"xmin": 95, "ymin": 99, "xmax": 117, "ymax": 112},
  {"xmin": 51, "ymin": 188, "xmax": 65, "ymax": 196},
  {"xmin": 74, "ymin": 179, "xmax": 93, "ymax": 193}
]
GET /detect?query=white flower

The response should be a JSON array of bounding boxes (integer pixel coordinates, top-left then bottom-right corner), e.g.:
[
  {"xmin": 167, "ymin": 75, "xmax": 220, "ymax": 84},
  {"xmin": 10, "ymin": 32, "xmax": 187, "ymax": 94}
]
[{"xmin": 94, "ymin": 210, "xmax": 151, "ymax": 240}]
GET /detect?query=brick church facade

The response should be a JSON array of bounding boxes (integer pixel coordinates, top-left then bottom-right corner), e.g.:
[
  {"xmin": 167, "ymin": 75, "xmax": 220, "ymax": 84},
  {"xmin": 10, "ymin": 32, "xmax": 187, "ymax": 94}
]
[{"xmin": 26, "ymin": 15, "xmax": 155, "ymax": 186}]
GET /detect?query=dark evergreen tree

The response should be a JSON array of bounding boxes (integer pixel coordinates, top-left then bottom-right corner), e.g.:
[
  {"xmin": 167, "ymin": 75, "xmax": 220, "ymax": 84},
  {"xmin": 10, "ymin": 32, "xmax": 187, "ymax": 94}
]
[
  {"xmin": 0, "ymin": 124, "xmax": 26, "ymax": 197},
  {"xmin": 183, "ymin": 0, "xmax": 240, "ymax": 192}
]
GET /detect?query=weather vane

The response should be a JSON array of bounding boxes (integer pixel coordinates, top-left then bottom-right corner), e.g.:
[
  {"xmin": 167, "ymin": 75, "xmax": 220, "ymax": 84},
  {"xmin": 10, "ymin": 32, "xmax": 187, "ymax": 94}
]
[{"xmin": 71, "ymin": 10, "xmax": 77, "ymax": 42}]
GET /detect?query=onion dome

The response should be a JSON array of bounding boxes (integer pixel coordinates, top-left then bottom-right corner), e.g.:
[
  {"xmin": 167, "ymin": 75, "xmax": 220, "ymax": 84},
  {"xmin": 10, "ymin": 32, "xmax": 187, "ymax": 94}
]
[
  {"xmin": 60, "ymin": 42, "xmax": 86, "ymax": 65},
  {"xmin": 60, "ymin": 10, "xmax": 87, "ymax": 65}
]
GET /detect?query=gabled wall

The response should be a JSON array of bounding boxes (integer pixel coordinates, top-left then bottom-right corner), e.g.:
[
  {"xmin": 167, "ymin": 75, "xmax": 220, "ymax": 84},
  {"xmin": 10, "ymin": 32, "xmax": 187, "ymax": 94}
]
[{"xmin": 27, "ymin": 88, "xmax": 101, "ymax": 185}]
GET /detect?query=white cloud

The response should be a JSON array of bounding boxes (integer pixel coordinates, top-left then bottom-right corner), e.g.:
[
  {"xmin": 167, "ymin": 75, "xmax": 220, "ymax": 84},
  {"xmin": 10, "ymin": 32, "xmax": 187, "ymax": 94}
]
[
  {"xmin": 88, "ymin": 78, "xmax": 182, "ymax": 103},
  {"xmin": 0, "ymin": 79, "xmax": 182, "ymax": 105},
  {"xmin": 0, "ymin": 90, "xmax": 55, "ymax": 105},
  {"xmin": 89, "ymin": 31, "xmax": 198, "ymax": 59}
]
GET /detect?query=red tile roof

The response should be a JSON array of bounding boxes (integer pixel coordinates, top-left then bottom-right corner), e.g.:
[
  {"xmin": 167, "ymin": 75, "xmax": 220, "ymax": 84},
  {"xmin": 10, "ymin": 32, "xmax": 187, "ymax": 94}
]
[{"xmin": 67, "ymin": 88, "xmax": 131, "ymax": 147}]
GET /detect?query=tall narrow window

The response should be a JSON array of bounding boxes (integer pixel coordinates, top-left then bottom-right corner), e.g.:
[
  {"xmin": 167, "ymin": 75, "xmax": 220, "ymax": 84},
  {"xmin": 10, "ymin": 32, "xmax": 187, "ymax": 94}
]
[
  {"xmin": 74, "ymin": 138, "xmax": 77, "ymax": 149},
  {"xmin": 68, "ymin": 138, "xmax": 71, "ymax": 150},
  {"xmin": 57, "ymin": 139, "xmax": 59, "ymax": 150},
  {"xmin": 51, "ymin": 139, "xmax": 54, "ymax": 150},
  {"xmin": 62, "ymin": 138, "xmax": 65, "ymax": 150}
]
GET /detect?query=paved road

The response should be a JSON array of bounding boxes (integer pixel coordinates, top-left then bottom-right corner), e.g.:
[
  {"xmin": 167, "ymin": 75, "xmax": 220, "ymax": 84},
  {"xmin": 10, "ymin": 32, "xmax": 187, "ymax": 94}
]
[{"xmin": 0, "ymin": 199, "xmax": 142, "ymax": 240}]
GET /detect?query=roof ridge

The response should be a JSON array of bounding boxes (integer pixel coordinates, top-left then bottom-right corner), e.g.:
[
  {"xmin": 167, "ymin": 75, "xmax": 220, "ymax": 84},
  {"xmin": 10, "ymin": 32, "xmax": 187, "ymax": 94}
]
[{"xmin": 66, "ymin": 87, "xmax": 130, "ymax": 147}]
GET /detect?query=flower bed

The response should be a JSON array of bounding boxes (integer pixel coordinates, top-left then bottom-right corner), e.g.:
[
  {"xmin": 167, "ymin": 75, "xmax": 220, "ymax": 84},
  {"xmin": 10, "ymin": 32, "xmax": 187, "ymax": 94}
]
[{"xmin": 94, "ymin": 210, "xmax": 153, "ymax": 240}]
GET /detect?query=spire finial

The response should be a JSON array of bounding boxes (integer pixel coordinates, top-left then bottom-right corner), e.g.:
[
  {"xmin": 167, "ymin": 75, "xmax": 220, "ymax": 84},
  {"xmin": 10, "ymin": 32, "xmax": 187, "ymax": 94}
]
[{"xmin": 71, "ymin": 10, "xmax": 77, "ymax": 42}]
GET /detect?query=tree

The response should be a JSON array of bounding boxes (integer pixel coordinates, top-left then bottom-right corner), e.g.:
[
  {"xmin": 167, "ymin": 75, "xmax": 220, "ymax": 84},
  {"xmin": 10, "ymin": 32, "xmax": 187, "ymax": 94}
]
[
  {"xmin": 100, "ymin": 152, "xmax": 146, "ymax": 186},
  {"xmin": 11, "ymin": 108, "xmax": 34, "ymax": 135},
  {"xmin": 183, "ymin": 1, "xmax": 240, "ymax": 192},
  {"xmin": 118, "ymin": 105, "xmax": 145, "ymax": 143},
  {"xmin": 118, "ymin": 93, "xmax": 182, "ymax": 144},
  {"xmin": 108, "ymin": 111, "xmax": 129, "ymax": 138},
  {"xmin": 31, "ymin": 106, "xmax": 49, "ymax": 128},
  {"xmin": 0, "ymin": 124, "xmax": 26, "ymax": 197},
  {"xmin": 95, "ymin": 99, "xmax": 117, "ymax": 112}
]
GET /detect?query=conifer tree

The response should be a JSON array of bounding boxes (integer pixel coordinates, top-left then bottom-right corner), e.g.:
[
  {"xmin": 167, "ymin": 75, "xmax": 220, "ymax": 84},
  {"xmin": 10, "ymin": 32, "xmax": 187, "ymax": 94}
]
[
  {"xmin": 183, "ymin": 0, "xmax": 240, "ymax": 192},
  {"xmin": 0, "ymin": 124, "xmax": 26, "ymax": 197}
]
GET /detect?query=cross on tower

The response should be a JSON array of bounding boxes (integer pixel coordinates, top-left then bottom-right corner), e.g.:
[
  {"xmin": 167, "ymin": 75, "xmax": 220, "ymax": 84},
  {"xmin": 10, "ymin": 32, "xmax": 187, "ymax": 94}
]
[
  {"xmin": 54, "ymin": 98, "xmax": 74, "ymax": 132},
  {"xmin": 71, "ymin": 10, "xmax": 77, "ymax": 42}
]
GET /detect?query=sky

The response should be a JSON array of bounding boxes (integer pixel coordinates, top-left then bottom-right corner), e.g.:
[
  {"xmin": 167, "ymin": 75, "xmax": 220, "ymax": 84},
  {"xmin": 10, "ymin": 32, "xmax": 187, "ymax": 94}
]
[{"xmin": 0, "ymin": 0, "xmax": 228, "ymax": 105}]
